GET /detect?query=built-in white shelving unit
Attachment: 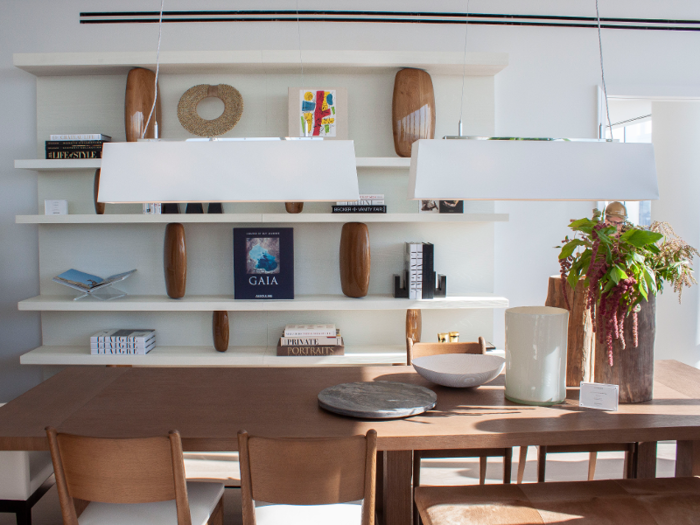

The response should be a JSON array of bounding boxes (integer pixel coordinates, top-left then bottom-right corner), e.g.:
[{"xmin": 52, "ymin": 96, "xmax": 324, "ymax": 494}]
[{"xmin": 16, "ymin": 49, "xmax": 509, "ymax": 369}]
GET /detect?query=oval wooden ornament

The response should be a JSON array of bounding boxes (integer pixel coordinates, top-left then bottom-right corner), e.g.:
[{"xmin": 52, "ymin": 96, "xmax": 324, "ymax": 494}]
[
  {"xmin": 213, "ymin": 311, "xmax": 229, "ymax": 352},
  {"xmin": 392, "ymin": 68, "xmax": 436, "ymax": 157},
  {"xmin": 285, "ymin": 202, "xmax": 304, "ymax": 214},
  {"xmin": 125, "ymin": 67, "xmax": 161, "ymax": 142},
  {"xmin": 339, "ymin": 222, "xmax": 370, "ymax": 298},
  {"xmin": 406, "ymin": 309, "xmax": 422, "ymax": 344},
  {"xmin": 164, "ymin": 223, "xmax": 187, "ymax": 299},
  {"xmin": 93, "ymin": 169, "xmax": 105, "ymax": 215}
]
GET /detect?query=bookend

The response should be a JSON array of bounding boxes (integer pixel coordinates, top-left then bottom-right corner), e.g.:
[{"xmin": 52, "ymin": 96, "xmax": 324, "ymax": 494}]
[
  {"xmin": 208, "ymin": 203, "xmax": 223, "ymax": 213},
  {"xmin": 162, "ymin": 203, "xmax": 180, "ymax": 214},
  {"xmin": 393, "ymin": 271, "xmax": 447, "ymax": 299},
  {"xmin": 186, "ymin": 203, "xmax": 204, "ymax": 213},
  {"xmin": 435, "ymin": 275, "xmax": 447, "ymax": 297}
]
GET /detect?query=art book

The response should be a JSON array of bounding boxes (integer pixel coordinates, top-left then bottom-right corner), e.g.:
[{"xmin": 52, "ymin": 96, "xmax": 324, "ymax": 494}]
[
  {"xmin": 53, "ymin": 269, "xmax": 136, "ymax": 293},
  {"xmin": 233, "ymin": 228, "xmax": 294, "ymax": 299}
]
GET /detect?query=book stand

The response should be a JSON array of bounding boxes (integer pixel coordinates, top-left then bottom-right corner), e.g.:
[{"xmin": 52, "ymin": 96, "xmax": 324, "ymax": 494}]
[{"xmin": 72, "ymin": 284, "xmax": 127, "ymax": 301}]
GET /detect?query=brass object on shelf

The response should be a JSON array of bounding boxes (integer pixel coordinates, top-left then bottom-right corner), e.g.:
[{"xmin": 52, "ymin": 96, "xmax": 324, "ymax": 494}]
[
  {"xmin": 339, "ymin": 222, "xmax": 371, "ymax": 298},
  {"xmin": 285, "ymin": 202, "xmax": 304, "ymax": 214},
  {"xmin": 437, "ymin": 333, "xmax": 448, "ymax": 343},
  {"xmin": 93, "ymin": 169, "xmax": 105, "ymax": 215},
  {"xmin": 177, "ymin": 84, "xmax": 243, "ymax": 137},
  {"xmin": 406, "ymin": 309, "xmax": 422, "ymax": 344},
  {"xmin": 449, "ymin": 332, "xmax": 460, "ymax": 343},
  {"xmin": 125, "ymin": 67, "xmax": 160, "ymax": 142},
  {"xmin": 392, "ymin": 68, "xmax": 436, "ymax": 157},
  {"xmin": 213, "ymin": 311, "xmax": 229, "ymax": 352},
  {"xmin": 164, "ymin": 223, "xmax": 187, "ymax": 299}
]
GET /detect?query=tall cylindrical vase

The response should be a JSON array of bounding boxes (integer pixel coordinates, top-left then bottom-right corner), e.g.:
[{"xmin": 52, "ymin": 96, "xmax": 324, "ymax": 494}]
[
  {"xmin": 505, "ymin": 306, "xmax": 569, "ymax": 405},
  {"xmin": 594, "ymin": 295, "xmax": 655, "ymax": 404},
  {"xmin": 164, "ymin": 223, "xmax": 187, "ymax": 299},
  {"xmin": 339, "ymin": 222, "xmax": 370, "ymax": 298},
  {"xmin": 125, "ymin": 67, "xmax": 160, "ymax": 142}
]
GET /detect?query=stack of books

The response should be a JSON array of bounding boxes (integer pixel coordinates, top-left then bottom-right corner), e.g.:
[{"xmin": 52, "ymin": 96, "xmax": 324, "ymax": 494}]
[
  {"xmin": 277, "ymin": 324, "xmax": 344, "ymax": 356},
  {"xmin": 90, "ymin": 329, "xmax": 156, "ymax": 355},
  {"xmin": 333, "ymin": 194, "xmax": 386, "ymax": 213},
  {"xmin": 406, "ymin": 242, "xmax": 435, "ymax": 300},
  {"xmin": 45, "ymin": 134, "xmax": 111, "ymax": 159}
]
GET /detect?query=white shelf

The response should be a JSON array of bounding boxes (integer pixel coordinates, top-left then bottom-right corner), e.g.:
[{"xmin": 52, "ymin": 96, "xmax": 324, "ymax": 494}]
[
  {"xmin": 14, "ymin": 50, "xmax": 508, "ymax": 77},
  {"xmin": 16, "ymin": 213, "xmax": 509, "ymax": 224},
  {"xmin": 14, "ymin": 159, "xmax": 101, "ymax": 171},
  {"xmin": 18, "ymin": 294, "xmax": 509, "ymax": 312},
  {"xmin": 15, "ymin": 157, "xmax": 409, "ymax": 172},
  {"xmin": 19, "ymin": 345, "xmax": 406, "ymax": 367}
]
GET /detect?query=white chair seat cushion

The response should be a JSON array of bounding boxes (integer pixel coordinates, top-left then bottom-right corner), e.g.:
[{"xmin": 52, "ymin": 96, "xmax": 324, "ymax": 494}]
[
  {"xmin": 183, "ymin": 452, "xmax": 240, "ymax": 486},
  {"xmin": 254, "ymin": 501, "xmax": 362, "ymax": 525},
  {"xmin": 78, "ymin": 481, "xmax": 224, "ymax": 525}
]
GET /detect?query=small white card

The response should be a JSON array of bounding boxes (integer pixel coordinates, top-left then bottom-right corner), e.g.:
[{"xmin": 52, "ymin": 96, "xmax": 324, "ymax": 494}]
[
  {"xmin": 44, "ymin": 199, "xmax": 68, "ymax": 215},
  {"xmin": 579, "ymin": 382, "xmax": 619, "ymax": 411}
]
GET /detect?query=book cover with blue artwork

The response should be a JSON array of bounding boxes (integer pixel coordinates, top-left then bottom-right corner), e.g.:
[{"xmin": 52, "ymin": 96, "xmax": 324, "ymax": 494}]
[{"xmin": 234, "ymin": 228, "xmax": 294, "ymax": 299}]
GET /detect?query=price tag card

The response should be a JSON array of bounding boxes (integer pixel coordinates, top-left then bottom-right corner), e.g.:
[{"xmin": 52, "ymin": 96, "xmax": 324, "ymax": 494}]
[{"xmin": 579, "ymin": 382, "xmax": 619, "ymax": 411}]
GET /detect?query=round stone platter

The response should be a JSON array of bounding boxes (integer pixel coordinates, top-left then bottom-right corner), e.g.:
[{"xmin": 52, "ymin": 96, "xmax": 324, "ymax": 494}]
[{"xmin": 318, "ymin": 381, "xmax": 437, "ymax": 419}]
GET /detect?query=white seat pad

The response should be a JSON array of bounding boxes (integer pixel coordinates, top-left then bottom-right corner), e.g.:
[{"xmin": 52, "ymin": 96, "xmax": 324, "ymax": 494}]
[
  {"xmin": 184, "ymin": 452, "xmax": 240, "ymax": 486},
  {"xmin": 78, "ymin": 481, "xmax": 224, "ymax": 525},
  {"xmin": 254, "ymin": 502, "xmax": 363, "ymax": 525}
]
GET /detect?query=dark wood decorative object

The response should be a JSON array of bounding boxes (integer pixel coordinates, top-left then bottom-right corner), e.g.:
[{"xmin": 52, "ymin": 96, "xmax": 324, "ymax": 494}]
[
  {"xmin": 392, "ymin": 68, "xmax": 436, "ymax": 157},
  {"xmin": 164, "ymin": 223, "xmax": 187, "ymax": 299},
  {"xmin": 595, "ymin": 294, "xmax": 655, "ymax": 403},
  {"xmin": 406, "ymin": 309, "xmax": 422, "ymax": 344},
  {"xmin": 285, "ymin": 202, "xmax": 304, "ymax": 214},
  {"xmin": 213, "ymin": 311, "xmax": 229, "ymax": 352},
  {"xmin": 93, "ymin": 169, "xmax": 105, "ymax": 215},
  {"xmin": 125, "ymin": 68, "xmax": 160, "ymax": 142},
  {"xmin": 545, "ymin": 276, "xmax": 594, "ymax": 386},
  {"xmin": 339, "ymin": 222, "xmax": 370, "ymax": 298}
]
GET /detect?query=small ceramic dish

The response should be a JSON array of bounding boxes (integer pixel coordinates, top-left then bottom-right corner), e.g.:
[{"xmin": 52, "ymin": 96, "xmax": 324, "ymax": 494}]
[{"xmin": 412, "ymin": 354, "xmax": 505, "ymax": 388}]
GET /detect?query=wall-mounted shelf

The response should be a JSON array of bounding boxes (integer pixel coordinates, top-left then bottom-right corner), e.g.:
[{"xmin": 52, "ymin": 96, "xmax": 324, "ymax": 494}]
[
  {"xmin": 18, "ymin": 294, "xmax": 509, "ymax": 312},
  {"xmin": 14, "ymin": 50, "xmax": 508, "ymax": 77},
  {"xmin": 19, "ymin": 344, "xmax": 406, "ymax": 367},
  {"xmin": 15, "ymin": 157, "xmax": 410, "ymax": 172},
  {"xmin": 16, "ymin": 213, "xmax": 509, "ymax": 224}
]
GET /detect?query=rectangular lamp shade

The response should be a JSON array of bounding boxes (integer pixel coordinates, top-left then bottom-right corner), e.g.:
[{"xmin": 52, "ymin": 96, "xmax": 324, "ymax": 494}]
[
  {"xmin": 408, "ymin": 139, "xmax": 659, "ymax": 201},
  {"xmin": 98, "ymin": 140, "xmax": 360, "ymax": 203}
]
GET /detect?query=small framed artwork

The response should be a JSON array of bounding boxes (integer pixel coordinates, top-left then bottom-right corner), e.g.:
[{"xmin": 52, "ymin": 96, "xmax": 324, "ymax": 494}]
[
  {"xmin": 288, "ymin": 87, "xmax": 348, "ymax": 139},
  {"xmin": 419, "ymin": 200, "xmax": 439, "ymax": 213}
]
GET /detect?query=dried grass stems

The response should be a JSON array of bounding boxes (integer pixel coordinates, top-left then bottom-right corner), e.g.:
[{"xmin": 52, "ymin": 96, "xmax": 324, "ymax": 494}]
[
  {"xmin": 649, "ymin": 221, "xmax": 699, "ymax": 302},
  {"xmin": 177, "ymin": 84, "xmax": 243, "ymax": 137}
]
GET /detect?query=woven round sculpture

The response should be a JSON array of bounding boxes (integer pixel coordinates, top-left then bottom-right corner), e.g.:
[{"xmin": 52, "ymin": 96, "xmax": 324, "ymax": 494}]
[{"xmin": 177, "ymin": 84, "xmax": 243, "ymax": 137}]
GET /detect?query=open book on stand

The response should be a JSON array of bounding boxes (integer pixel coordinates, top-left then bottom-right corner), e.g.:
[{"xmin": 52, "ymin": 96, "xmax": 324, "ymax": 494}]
[{"xmin": 53, "ymin": 269, "xmax": 136, "ymax": 301}]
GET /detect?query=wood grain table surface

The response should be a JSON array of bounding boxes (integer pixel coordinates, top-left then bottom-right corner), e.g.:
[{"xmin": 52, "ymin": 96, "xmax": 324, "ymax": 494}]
[{"xmin": 1, "ymin": 360, "xmax": 699, "ymax": 525}]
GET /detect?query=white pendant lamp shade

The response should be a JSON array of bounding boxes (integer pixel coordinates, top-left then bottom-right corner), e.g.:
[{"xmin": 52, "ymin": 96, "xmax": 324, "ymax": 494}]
[
  {"xmin": 98, "ymin": 140, "xmax": 360, "ymax": 203},
  {"xmin": 408, "ymin": 139, "xmax": 659, "ymax": 201}
]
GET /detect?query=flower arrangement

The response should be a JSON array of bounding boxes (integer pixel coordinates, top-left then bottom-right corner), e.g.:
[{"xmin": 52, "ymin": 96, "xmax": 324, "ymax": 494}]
[{"xmin": 558, "ymin": 208, "xmax": 698, "ymax": 366}]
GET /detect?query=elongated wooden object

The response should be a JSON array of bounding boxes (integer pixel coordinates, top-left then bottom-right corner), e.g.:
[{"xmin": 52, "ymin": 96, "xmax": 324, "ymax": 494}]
[
  {"xmin": 392, "ymin": 68, "xmax": 435, "ymax": 157},
  {"xmin": 285, "ymin": 202, "xmax": 304, "ymax": 214},
  {"xmin": 545, "ymin": 276, "xmax": 594, "ymax": 386},
  {"xmin": 125, "ymin": 67, "xmax": 160, "ymax": 142},
  {"xmin": 213, "ymin": 311, "xmax": 229, "ymax": 352},
  {"xmin": 339, "ymin": 222, "xmax": 370, "ymax": 298},
  {"xmin": 93, "ymin": 169, "xmax": 105, "ymax": 215},
  {"xmin": 406, "ymin": 309, "xmax": 422, "ymax": 344},
  {"xmin": 164, "ymin": 223, "xmax": 187, "ymax": 299},
  {"xmin": 595, "ymin": 295, "xmax": 655, "ymax": 403}
]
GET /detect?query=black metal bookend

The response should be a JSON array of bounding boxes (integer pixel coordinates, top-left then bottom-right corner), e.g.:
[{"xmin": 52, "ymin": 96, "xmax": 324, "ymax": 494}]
[
  {"xmin": 393, "ymin": 273, "xmax": 409, "ymax": 298},
  {"xmin": 393, "ymin": 272, "xmax": 447, "ymax": 299},
  {"xmin": 435, "ymin": 275, "xmax": 447, "ymax": 297},
  {"xmin": 207, "ymin": 203, "xmax": 223, "ymax": 213},
  {"xmin": 162, "ymin": 203, "xmax": 180, "ymax": 214},
  {"xmin": 186, "ymin": 203, "xmax": 204, "ymax": 213}
]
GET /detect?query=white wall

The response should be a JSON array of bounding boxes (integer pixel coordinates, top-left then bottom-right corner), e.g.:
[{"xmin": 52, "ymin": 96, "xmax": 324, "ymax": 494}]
[{"xmin": 3, "ymin": 0, "xmax": 700, "ymax": 399}]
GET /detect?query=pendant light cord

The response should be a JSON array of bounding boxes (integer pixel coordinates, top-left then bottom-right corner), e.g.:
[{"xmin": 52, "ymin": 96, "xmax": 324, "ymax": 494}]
[
  {"xmin": 142, "ymin": 0, "xmax": 164, "ymax": 139},
  {"xmin": 458, "ymin": 0, "xmax": 471, "ymax": 136},
  {"xmin": 296, "ymin": 0, "xmax": 306, "ymax": 134},
  {"xmin": 595, "ymin": 0, "xmax": 613, "ymax": 139}
]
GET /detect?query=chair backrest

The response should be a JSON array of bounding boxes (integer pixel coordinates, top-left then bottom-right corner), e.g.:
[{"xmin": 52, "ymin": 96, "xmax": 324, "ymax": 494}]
[
  {"xmin": 45, "ymin": 427, "xmax": 191, "ymax": 525},
  {"xmin": 407, "ymin": 336, "xmax": 487, "ymax": 365},
  {"xmin": 238, "ymin": 429, "xmax": 377, "ymax": 525}
]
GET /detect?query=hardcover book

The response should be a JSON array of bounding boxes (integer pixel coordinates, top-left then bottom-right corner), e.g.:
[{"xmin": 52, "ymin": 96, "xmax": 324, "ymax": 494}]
[
  {"xmin": 332, "ymin": 205, "xmax": 387, "ymax": 213},
  {"xmin": 234, "ymin": 228, "xmax": 294, "ymax": 299},
  {"xmin": 53, "ymin": 269, "xmax": 136, "ymax": 293},
  {"xmin": 277, "ymin": 339, "xmax": 345, "ymax": 356},
  {"xmin": 283, "ymin": 324, "xmax": 336, "ymax": 337}
]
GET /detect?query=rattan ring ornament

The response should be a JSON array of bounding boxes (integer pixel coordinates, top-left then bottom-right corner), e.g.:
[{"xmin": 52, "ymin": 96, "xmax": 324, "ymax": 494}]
[{"xmin": 177, "ymin": 84, "xmax": 243, "ymax": 137}]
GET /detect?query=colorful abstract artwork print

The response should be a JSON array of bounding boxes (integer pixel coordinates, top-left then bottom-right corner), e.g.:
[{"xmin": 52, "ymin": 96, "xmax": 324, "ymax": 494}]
[{"xmin": 299, "ymin": 89, "xmax": 337, "ymax": 137}]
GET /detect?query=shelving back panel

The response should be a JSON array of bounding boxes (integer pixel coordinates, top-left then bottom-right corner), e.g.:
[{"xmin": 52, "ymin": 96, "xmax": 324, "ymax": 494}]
[{"xmin": 32, "ymin": 56, "xmax": 501, "ymax": 361}]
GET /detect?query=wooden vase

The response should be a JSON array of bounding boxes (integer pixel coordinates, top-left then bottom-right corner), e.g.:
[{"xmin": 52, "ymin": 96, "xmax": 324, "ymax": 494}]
[
  {"xmin": 594, "ymin": 295, "xmax": 655, "ymax": 403},
  {"xmin": 93, "ymin": 169, "xmax": 105, "ymax": 215},
  {"xmin": 406, "ymin": 309, "xmax": 422, "ymax": 344},
  {"xmin": 164, "ymin": 223, "xmax": 187, "ymax": 299},
  {"xmin": 125, "ymin": 67, "xmax": 160, "ymax": 142},
  {"xmin": 285, "ymin": 202, "xmax": 304, "ymax": 214},
  {"xmin": 339, "ymin": 222, "xmax": 370, "ymax": 298},
  {"xmin": 545, "ymin": 276, "xmax": 594, "ymax": 386},
  {"xmin": 392, "ymin": 68, "xmax": 436, "ymax": 157},
  {"xmin": 213, "ymin": 311, "xmax": 229, "ymax": 352}
]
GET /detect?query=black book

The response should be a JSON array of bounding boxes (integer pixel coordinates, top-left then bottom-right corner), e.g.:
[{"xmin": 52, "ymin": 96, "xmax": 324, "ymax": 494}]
[
  {"xmin": 234, "ymin": 228, "xmax": 294, "ymax": 299},
  {"xmin": 439, "ymin": 200, "xmax": 464, "ymax": 213},
  {"xmin": 422, "ymin": 242, "xmax": 435, "ymax": 299},
  {"xmin": 46, "ymin": 150, "xmax": 101, "ymax": 159},
  {"xmin": 332, "ymin": 205, "xmax": 387, "ymax": 213}
]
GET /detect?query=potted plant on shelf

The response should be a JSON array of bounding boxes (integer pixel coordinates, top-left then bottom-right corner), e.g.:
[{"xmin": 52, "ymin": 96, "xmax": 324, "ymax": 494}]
[{"xmin": 558, "ymin": 204, "xmax": 698, "ymax": 403}]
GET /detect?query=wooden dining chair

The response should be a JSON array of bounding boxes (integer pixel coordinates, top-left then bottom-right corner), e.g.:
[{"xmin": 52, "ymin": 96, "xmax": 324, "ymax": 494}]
[
  {"xmin": 408, "ymin": 337, "xmax": 513, "ymax": 487},
  {"xmin": 46, "ymin": 427, "xmax": 224, "ymax": 525},
  {"xmin": 238, "ymin": 429, "xmax": 377, "ymax": 525}
]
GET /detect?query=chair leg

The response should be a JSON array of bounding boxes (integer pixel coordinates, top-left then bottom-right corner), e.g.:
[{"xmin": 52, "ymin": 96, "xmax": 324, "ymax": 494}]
[
  {"xmin": 479, "ymin": 457, "xmax": 487, "ymax": 485},
  {"xmin": 537, "ymin": 446, "xmax": 548, "ymax": 483},
  {"xmin": 413, "ymin": 452, "xmax": 421, "ymax": 525},
  {"xmin": 517, "ymin": 446, "xmax": 528, "ymax": 484},
  {"xmin": 15, "ymin": 508, "xmax": 31, "ymax": 525},
  {"xmin": 503, "ymin": 448, "xmax": 513, "ymax": 484},
  {"xmin": 587, "ymin": 451, "xmax": 598, "ymax": 481}
]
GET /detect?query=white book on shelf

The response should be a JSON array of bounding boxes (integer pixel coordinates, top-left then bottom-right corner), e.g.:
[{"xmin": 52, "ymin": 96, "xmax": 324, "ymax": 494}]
[
  {"xmin": 283, "ymin": 324, "xmax": 336, "ymax": 337},
  {"xmin": 50, "ymin": 134, "xmax": 111, "ymax": 141}
]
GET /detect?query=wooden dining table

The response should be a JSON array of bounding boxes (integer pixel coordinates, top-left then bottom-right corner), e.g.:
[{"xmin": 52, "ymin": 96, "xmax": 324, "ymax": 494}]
[{"xmin": 1, "ymin": 360, "xmax": 700, "ymax": 525}]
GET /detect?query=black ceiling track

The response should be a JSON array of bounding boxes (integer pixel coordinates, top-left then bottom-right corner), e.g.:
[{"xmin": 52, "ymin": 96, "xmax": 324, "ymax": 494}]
[{"xmin": 78, "ymin": 10, "xmax": 700, "ymax": 32}]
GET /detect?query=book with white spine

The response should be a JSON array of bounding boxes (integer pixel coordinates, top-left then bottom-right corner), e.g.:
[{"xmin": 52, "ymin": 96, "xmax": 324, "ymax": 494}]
[
  {"xmin": 283, "ymin": 324, "xmax": 336, "ymax": 337},
  {"xmin": 50, "ymin": 134, "xmax": 112, "ymax": 141}
]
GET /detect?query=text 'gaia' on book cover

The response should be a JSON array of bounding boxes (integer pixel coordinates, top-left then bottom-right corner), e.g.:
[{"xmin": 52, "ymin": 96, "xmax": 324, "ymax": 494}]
[{"xmin": 233, "ymin": 228, "xmax": 294, "ymax": 299}]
